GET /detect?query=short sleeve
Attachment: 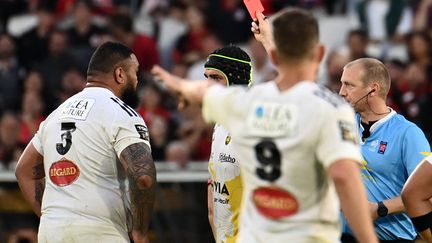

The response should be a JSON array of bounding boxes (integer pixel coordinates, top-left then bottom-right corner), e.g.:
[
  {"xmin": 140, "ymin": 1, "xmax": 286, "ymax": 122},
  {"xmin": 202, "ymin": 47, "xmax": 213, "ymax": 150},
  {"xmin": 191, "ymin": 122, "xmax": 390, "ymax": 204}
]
[
  {"xmin": 402, "ymin": 125, "xmax": 431, "ymax": 175},
  {"xmin": 202, "ymin": 84, "xmax": 245, "ymax": 130},
  {"xmin": 31, "ymin": 120, "xmax": 45, "ymax": 155},
  {"xmin": 109, "ymin": 112, "xmax": 151, "ymax": 158},
  {"xmin": 316, "ymin": 104, "xmax": 362, "ymax": 168}
]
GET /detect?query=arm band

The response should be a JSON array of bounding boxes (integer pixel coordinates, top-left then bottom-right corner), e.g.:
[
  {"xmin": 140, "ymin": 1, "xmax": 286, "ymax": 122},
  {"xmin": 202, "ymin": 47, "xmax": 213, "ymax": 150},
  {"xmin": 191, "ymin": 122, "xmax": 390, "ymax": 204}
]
[
  {"xmin": 411, "ymin": 211, "xmax": 432, "ymax": 232},
  {"xmin": 207, "ymin": 178, "xmax": 213, "ymax": 187}
]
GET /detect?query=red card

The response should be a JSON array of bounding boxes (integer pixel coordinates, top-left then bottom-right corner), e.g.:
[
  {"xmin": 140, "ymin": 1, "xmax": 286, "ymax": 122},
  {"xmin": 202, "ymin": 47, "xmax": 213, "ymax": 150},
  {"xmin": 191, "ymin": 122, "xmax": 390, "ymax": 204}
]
[{"xmin": 243, "ymin": 0, "xmax": 265, "ymax": 20}]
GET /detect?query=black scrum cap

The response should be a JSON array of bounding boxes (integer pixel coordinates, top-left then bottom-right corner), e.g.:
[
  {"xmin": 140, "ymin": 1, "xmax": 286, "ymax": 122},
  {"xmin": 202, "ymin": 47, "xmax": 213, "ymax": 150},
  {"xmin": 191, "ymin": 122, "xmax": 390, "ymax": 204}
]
[{"xmin": 204, "ymin": 45, "xmax": 252, "ymax": 86}]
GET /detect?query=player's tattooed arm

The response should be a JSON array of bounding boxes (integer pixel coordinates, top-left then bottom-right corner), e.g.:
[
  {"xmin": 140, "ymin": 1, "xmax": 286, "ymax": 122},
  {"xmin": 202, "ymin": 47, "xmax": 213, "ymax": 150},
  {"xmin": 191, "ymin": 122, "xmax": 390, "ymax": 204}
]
[
  {"xmin": 33, "ymin": 162, "xmax": 46, "ymax": 207},
  {"xmin": 120, "ymin": 142, "xmax": 156, "ymax": 236},
  {"xmin": 16, "ymin": 143, "xmax": 45, "ymax": 217}
]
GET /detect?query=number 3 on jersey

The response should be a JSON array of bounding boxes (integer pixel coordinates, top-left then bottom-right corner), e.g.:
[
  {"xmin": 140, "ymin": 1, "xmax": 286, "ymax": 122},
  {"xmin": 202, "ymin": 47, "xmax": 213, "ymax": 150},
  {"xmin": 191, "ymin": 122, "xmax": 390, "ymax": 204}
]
[
  {"xmin": 254, "ymin": 140, "xmax": 281, "ymax": 182},
  {"xmin": 56, "ymin": 122, "xmax": 76, "ymax": 155}
]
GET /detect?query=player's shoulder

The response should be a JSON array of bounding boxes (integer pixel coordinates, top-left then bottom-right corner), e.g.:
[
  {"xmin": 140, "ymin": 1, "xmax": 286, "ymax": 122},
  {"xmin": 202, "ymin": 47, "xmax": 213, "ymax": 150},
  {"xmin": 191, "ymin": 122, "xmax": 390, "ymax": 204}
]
[
  {"xmin": 310, "ymin": 84, "xmax": 349, "ymax": 109},
  {"xmin": 249, "ymin": 81, "xmax": 278, "ymax": 92},
  {"xmin": 246, "ymin": 81, "xmax": 279, "ymax": 99},
  {"xmin": 86, "ymin": 88, "xmax": 140, "ymax": 119},
  {"xmin": 108, "ymin": 96, "xmax": 140, "ymax": 119}
]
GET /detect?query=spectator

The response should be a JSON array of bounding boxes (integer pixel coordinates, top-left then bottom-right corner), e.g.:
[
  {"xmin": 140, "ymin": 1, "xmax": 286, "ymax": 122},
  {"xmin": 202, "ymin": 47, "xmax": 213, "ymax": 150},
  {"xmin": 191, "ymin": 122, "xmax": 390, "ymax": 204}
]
[
  {"xmin": 165, "ymin": 140, "xmax": 191, "ymax": 169},
  {"xmin": 345, "ymin": 29, "xmax": 370, "ymax": 61},
  {"xmin": 64, "ymin": 0, "xmax": 106, "ymax": 72},
  {"xmin": 186, "ymin": 33, "xmax": 223, "ymax": 80},
  {"xmin": 0, "ymin": 112, "xmax": 23, "ymax": 170},
  {"xmin": 247, "ymin": 37, "xmax": 276, "ymax": 85},
  {"xmin": 384, "ymin": 59, "xmax": 406, "ymax": 113},
  {"xmin": 176, "ymin": 105, "xmax": 212, "ymax": 161},
  {"xmin": 149, "ymin": 116, "xmax": 170, "ymax": 161},
  {"xmin": 206, "ymin": 0, "xmax": 252, "ymax": 45},
  {"xmin": 22, "ymin": 70, "xmax": 44, "ymax": 95},
  {"xmin": 17, "ymin": 3, "xmax": 56, "ymax": 70},
  {"xmin": 36, "ymin": 30, "xmax": 76, "ymax": 113},
  {"xmin": 65, "ymin": 0, "xmax": 105, "ymax": 47},
  {"xmin": 18, "ymin": 92, "xmax": 46, "ymax": 145},
  {"xmin": 173, "ymin": 5, "xmax": 211, "ymax": 66},
  {"xmin": 398, "ymin": 63, "xmax": 429, "ymax": 121},
  {"xmin": 0, "ymin": 34, "xmax": 25, "ymax": 112},
  {"xmin": 58, "ymin": 66, "xmax": 86, "ymax": 102},
  {"xmin": 357, "ymin": 0, "xmax": 412, "ymax": 43},
  {"xmin": 411, "ymin": 0, "xmax": 432, "ymax": 37},
  {"xmin": 109, "ymin": 12, "xmax": 160, "ymax": 73},
  {"xmin": 136, "ymin": 83, "xmax": 171, "ymax": 127},
  {"xmin": 326, "ymin": 50, "xmax": 349, "ymax": 92}
]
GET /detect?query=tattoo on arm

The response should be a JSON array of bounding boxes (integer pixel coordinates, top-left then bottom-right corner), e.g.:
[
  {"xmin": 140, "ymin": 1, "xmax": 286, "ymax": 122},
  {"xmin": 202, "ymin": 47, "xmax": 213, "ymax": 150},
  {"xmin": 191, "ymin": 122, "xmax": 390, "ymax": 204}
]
[
  {"xmin": 120, "ymin": 143, "xmax": 156, "ymax": 235},
  {"xmin": 32, "ymin": 162, "xmax": 45, "ymax": 179},
  {"xmin": 32, "ymin": 162, "xmax": 45, "ymax": 208},
  {"xmin": 35, "ymin": 178, "xmax": 45, "ymax": 207}
]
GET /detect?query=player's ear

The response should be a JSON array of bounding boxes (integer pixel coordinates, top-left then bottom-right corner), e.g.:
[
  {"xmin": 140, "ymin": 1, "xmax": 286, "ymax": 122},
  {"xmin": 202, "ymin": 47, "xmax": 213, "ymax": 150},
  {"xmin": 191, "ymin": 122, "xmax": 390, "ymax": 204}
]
[
  {"xmin": 315, "ymin": 43, "xmax": 325, "ymax": 63},
  {"xmin": 114, "ymin": 66, "xmax": 125, "ymax": 84},
  {"xmin": 269, "ymin": 49, "xmax": 279, "ymax": 66}
]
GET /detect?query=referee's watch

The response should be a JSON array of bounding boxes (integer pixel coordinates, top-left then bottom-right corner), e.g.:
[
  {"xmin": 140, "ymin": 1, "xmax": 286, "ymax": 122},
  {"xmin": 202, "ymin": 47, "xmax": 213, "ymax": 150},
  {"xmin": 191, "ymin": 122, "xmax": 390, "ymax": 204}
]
[{"xmin": 377, "ymin": 201, "xmax": 388, "ymax": 217}]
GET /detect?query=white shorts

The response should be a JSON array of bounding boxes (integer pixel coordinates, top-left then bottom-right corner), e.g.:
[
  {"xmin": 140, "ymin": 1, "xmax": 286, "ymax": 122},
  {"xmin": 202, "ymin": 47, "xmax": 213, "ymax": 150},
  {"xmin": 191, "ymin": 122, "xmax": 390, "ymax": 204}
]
[{"xmin": 38, "ymin": 221, "xmax": 129, "ymax": 243}]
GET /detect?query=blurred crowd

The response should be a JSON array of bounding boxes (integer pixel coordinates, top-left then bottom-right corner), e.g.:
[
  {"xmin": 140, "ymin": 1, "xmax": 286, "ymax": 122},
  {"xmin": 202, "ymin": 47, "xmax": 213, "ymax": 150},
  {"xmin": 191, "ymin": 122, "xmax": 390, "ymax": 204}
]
[
  {"xmin": 0, "ymin": 0, "xmax": 282, "ymax": 173},
  {"xmin": 0, "ymin": 0, "xmax": 431, "ymax": 241}
]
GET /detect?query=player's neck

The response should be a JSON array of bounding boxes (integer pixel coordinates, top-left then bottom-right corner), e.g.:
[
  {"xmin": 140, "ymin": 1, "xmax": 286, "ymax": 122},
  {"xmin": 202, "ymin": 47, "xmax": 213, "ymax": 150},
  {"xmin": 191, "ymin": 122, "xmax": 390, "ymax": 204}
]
[
  {"xmin": 86, "ymin": 79, "xmax": 117, "ymax": 96},
  {"xmin": 275, "ymin": 62, "xmax": 317, "ymax": 91}
]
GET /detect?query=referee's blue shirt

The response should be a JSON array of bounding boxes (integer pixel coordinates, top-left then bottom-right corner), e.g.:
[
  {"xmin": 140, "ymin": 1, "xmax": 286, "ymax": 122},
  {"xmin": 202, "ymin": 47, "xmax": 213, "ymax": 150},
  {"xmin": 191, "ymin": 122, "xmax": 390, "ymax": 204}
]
[{"xmin": 341, "ymin": 110, "xmax": 431, "ymax": 240}]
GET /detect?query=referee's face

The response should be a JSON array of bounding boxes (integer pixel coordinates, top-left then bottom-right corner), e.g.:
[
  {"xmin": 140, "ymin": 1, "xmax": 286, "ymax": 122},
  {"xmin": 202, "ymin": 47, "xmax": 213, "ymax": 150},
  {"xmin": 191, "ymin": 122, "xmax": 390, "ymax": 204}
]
[{"xmin": 339, "ymin": 64, "xmax": 368, "ymax": 112}]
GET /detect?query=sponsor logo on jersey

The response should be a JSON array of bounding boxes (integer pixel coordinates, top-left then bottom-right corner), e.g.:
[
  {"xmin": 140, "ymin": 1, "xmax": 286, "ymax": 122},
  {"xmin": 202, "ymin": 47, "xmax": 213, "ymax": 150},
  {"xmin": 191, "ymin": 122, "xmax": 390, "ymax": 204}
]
[
  {"xmin": 135, "ymin": 124, "xmax": 149, "ymax": 141},
  {"xmin": 378, "ymin": 141, "xmax": 387, "ymax": 154},
  {"xmin": 213, "ymin": 181, "xmax": 230, "ymax": 195},
  {"xmin": 49, "ymin": 158, "xmax": 80, "ymax": 187},
  {"xmin": 60, "ymin": 98, "xmax": 95, "ymax": 120},
  {"xmin": 225, "ymin": 135, "xmax": 231, "ymax": 145},
  {"xmin": 338, "ymin": 121, "xmax": 357, "ymax": 144},
  {"xmin": 213, "ymin": 197, "xmax": 229, "ymax": 204},
  {"xmin": 247, "ymin": 102, "xmax": 298, "ymax": 137},
  {"xmin": 252, "ymin": 186, "xmax": 299, "ymax": 220},
  {"xmin": 369, "ymin": 139, "xmax": 379, "ymax": 151},
  {"xmin": 219, "ymin": 153, "xmax": 236, "ymax": 163}
]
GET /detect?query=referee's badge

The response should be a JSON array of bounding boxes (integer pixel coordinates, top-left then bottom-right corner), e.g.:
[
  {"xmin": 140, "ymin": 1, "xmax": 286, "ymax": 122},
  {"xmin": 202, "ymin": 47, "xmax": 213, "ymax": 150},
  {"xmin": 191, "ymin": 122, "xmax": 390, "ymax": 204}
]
[{"xmin": 225, "ymin": 135, "xmax": 231, "ymax": 145}]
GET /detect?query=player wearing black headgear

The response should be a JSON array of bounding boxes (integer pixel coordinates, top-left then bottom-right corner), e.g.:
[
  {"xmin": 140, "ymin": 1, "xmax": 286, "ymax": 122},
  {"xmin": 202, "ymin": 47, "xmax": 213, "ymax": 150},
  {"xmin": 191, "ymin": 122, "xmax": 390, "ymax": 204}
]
[
  {"xmin": 204, "ymin": 45, "xmax": 252, "ymax": 86},
  {"xmin": 206, "ymin": 45, "xmax": 252, "ymax": 243}
]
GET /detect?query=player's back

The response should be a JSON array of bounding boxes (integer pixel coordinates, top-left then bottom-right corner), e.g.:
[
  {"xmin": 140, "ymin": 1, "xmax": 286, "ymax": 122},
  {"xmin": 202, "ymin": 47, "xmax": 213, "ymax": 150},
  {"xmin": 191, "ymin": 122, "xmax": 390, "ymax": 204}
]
[
  {"xmin": 35, "ymin": 87, "xmax": 144, "ymax": 239},
  {"xmin": 220, "ymin": 81, "xmax": 359, "ymax": 242}
]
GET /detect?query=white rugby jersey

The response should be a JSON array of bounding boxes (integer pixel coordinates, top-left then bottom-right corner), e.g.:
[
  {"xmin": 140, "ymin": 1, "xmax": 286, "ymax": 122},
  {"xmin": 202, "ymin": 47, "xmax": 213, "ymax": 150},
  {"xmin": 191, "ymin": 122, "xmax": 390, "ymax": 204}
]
[
  {"xmin": 32, "ymin": 87, "xmax": 150, "ymax": 241},
  {"xmin": 209, "ymin": 124, "xmax": 242, "ymax": 243},
  {"xmin": 203, "ymin": 81, "xmax": 361, "ymax": 243}
]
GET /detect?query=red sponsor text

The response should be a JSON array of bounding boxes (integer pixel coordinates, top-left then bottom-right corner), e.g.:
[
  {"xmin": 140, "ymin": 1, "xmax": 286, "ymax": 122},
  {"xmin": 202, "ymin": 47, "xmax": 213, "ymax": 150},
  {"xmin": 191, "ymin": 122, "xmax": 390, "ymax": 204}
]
[{"xmin": 49, "ymin": 158, "xmax": 80, "ymax": 187}]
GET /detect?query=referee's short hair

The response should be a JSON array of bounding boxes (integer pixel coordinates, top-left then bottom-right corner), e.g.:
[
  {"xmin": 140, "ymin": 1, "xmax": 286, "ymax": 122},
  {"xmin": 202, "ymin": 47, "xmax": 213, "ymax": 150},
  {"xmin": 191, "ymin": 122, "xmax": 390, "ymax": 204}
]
[{"xmin": 87, "ymin": 41, "xmax": 133, "ymax": 76}]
